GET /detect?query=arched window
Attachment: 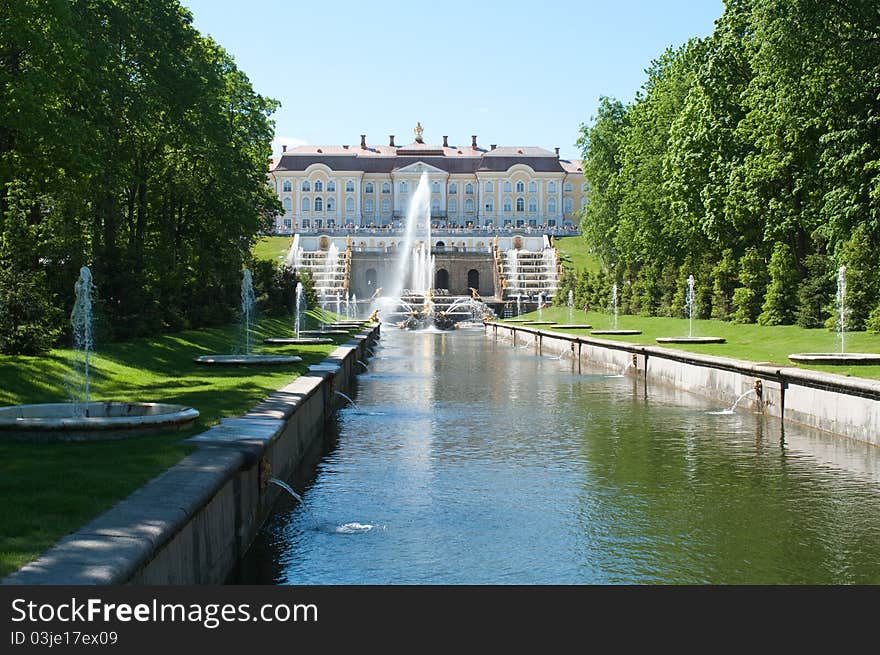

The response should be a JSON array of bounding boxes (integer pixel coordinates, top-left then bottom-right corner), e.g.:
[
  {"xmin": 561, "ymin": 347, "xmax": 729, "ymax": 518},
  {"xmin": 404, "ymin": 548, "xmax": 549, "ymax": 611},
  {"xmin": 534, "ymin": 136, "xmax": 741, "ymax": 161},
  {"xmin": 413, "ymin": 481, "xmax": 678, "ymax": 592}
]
[
  {"xmin": 314, "ymin": 180, "xmax": 323, "ymax": 192},
  {"xmin": 548, "ymin": 198, "xmax": 556, "ymax": 214},
  {"xmin": 399, "ymin": 181, "xmax": 408, "ymax": 193},
  {"xmin": 365, "ymin": 199, "xmax": 374, "ymax": 213},
  {"xmin": 365, "ymin": 182, "xmax": 374, "ymax": 193},
  {"xmin": 435, "ymin": 241, "xmax": 446, "ymax": 252},
  {"xmin": 345, "ymin": 180, "xmax": 354, "ymax": 192},
  {"xmin": 381, "ymin": 199, "xmax": 390, "ymax": 212},
  {"xmin": 449, "ymin": 183, "xmax": 457, "ymax": 194},
  {"xmin": 503, "ymin": 181, "xmax": 512, "ymax": 192},
  {"xmin": 485, "ymin": 198, "xmax": 494, "ymax": 212},
  {"xmin": 302, "ymin": 197, "xmax": 310, "ymax": 212},
  {"xmin": 381, "ymin": 182, "xmax": 390, "ymax": 194},
  {"xmin": 282, "ymin": 197, "xmax": 292, "ymax": 213},
  {"xmin": 564, "ymin": 182, "xmax": 573, "ymax": 192},
  {"xmin": 465, "ymin": 183, "xmax": 474, "ymax": 195},
  {"xmin": 327, "ymin": 180, "xmax": 336, "ymax": 192},
  {"xmin": 327, "ymin": 197, "xmax": 336, "ymax": 211},
  {"xmin": 467, "ymin": 269, "xmax": 479, "ymax": 290},
  {"xmin": 448, "ymin": 198, "xmax": 457, "ymax": 212},
  {"xmin": 484, "ymin": 181, "xmax": 493, "ymax": 193},
  {"xmin": 365, "ymin": 268, "xmax": 378, "ymax": 287},
  {"xmin": 465, "ymin": 198, "xmax": 474, "ymax": 213},
  {"xmin": 581, "ymin": 196, "xmax": 587, "ymax": 208},
  {"xmin": 431, "ymin": 199, "xmax": 441, "ymax": 214},
  {"xmin": 432, "ymin": 181, "xmax": 440, "ymax": 193},
  {"xmin": 345, "ymin": 197, "xmax": 354, "ymax": 212},
  {"xmin": 515, "ymin": 181, "xmax": 524, "ymax": 193},
  {"xmin": 516, "ymin": 197, "xmax": 524, "ymax": 212},
  {"xmin": 435, "ymin": 268, "xmax": 450, "ymax": 290},
  {"xmin": 301, "ymin": 180, "xmax": 311, "ymax": 192},
  {"xmin": 314, "ymin": 197, "xmax": 323, "ymax": 211},
  {"xmin": 282, "ymin": 179, "xmax": 292, "ymax": 193},
  {"xmin": 503, "ymin": 197, "xmax": 512, "ymax": 212},
  {"xmin": 548, "ymin": 181, "xmax": 556, "ymax": 193},
  {"xmin": 528, "ymin": 181, "xmax": 537, "ymax": 193},
  {"xmin": 528, "ymin": 197, "xmax": 537, "ymax": 212},
  {"xmin": 564, "ymin": 197, "xmax": 573, "ymax": 214}
]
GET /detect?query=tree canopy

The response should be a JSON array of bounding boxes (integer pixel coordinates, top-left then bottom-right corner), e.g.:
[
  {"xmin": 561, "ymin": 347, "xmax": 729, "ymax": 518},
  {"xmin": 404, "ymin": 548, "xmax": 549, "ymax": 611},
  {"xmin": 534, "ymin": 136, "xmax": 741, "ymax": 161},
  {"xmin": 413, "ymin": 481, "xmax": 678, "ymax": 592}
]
[
  {"xmin": 578, "ymin": 0, "xmax": 880, "ymax": 329},
  {"xmin": 0, "ymin": 0, "xmax": 280, "ymax": 352}
]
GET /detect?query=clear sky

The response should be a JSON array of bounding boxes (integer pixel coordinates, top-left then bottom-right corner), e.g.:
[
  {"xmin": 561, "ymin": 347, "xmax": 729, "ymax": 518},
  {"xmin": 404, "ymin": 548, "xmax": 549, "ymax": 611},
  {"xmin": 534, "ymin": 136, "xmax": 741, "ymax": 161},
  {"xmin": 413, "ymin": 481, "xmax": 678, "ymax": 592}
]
[{"xmin": 181, "ymin": 0, "xmax": 724, "ymax": 160}]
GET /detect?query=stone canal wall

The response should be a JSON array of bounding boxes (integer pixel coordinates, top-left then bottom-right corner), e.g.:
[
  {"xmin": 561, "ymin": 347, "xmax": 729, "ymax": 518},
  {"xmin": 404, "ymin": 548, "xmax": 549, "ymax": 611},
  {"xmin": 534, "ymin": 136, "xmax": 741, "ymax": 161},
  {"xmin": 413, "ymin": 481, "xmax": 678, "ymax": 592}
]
[
  {"xmin": 3, "ymin": 324, "xmax": 380, "ymax": 585},
  {"xmin": 488, "ymin": 322, "xmax": 880, "ymax": 447}
]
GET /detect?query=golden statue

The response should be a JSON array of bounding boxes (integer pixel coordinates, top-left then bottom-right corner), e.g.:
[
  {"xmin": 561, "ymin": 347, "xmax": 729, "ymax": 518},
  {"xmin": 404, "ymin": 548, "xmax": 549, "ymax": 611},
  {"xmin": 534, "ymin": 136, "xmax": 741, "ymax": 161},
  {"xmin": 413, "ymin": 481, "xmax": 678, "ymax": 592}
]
[
  {"xmin": 470, "ymin": 287, "xmax": 481, "ymax": 300},
  {"xmin": 368, "ymin": 309, "xmax": 379, "ymax": 323},
  {"xmin": 414, "ymin": 121, "xmax": 424, "ymax": 143}
]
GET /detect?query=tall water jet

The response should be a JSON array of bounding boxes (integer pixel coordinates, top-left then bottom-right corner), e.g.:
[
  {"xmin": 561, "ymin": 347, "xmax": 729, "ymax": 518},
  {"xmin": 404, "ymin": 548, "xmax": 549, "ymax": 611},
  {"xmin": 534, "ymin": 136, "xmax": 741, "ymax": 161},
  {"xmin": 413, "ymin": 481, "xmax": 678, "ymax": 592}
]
[
  {"xmin": 788, "ymin": 263, "xmax": 880, "ymax": 364},
  {"xmin": 294, "ymin": 282, "xmax": 305, "ymax": 339},
  {"xmin": 656, "ymin": 274, "xmax": 724, "ymax": 344},
  {"xmin": 837, "ymin": 265, "xmax": 847, "ymax": 354},
  {"xmin": 611, "ymin": 283, "xmax": 618, "ymax": 330},
  {"xmin": 686, "ymin": 274, "xmax": 696, "ymax": 338},
  {"xmin": 71, "ymin": 266, "xmax": 94, "ymax": 415},
  {"xmin": 385, "ymin": 171, "xmax": 431, "ymax": 305},
  {"xmin": 2, "ymin": 266, "xmax": 200, "ymax": 439},
  {"xmin": 567, "ymin": 289, "xmax": 574, "ymax": 324},
  {"xmin": 240, "ymin": 268, "xmax": 256, "ymax": 355},
  {"xmin": 506, "ymin": 249, "xmax": 520, "ymax": 303}
]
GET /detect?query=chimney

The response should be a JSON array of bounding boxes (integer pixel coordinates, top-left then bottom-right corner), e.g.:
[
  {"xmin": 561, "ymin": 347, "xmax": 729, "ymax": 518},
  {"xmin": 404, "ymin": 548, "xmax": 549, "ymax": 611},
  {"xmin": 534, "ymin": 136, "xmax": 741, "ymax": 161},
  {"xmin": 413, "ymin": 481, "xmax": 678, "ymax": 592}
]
[
  {"xmin": 555, "ymin": 147, "xmax": 560, "ymax": 158},
  {"xmin": 471, "ymin": 135, "xmax": 478, "ymax": 149},
  {"xmin": 490, "ymin": 144, "xmax": 497, "ymax": 151},
  {"xmin": 442, "ymin": 135, "xmax": 449, "ymax": 147},
  {"xmin": 360, "ymin": 134, "xmax": 366, "ymax": 149},
  {"xmin": 389, "ymin": 135, "xmax": 395, "ymax": 147},
  {"xmin": 282, "ymin": 144, "xmax": 287, "ymax": 152}
]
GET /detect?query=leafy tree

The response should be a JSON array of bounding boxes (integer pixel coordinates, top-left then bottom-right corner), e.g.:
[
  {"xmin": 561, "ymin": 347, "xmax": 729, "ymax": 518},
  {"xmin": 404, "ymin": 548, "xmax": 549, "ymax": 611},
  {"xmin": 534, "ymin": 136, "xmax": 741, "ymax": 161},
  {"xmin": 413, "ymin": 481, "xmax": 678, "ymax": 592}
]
[
  {"xmin": 758, "ymin": 242, "xmax": 799, "ymax": 325},
  {"xmin": 732, "ymin": 248, "xmax": 767, "ymax": 323},
  {"xmin": 796, "ymin": 251, "xmax": 834, "ymax": 328}
]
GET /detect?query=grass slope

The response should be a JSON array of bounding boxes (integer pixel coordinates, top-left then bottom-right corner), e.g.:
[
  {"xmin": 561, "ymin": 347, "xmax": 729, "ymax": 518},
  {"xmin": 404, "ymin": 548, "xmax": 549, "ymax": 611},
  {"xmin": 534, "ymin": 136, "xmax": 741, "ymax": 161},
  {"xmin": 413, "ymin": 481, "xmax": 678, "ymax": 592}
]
[
  {"xmin": 252, "ymin": 236, "xmax": 292, "ymax": 263},
  {"xmin": 0, "ymin": 312, "xmax": 357, "ymax": 577},
  {"xmin": 505, "ymin": 306, "xmax": 880, "ymax": 380},
  {"xmin": 554, "ymin": 236, "xmax": 602, "ymax": 274}
]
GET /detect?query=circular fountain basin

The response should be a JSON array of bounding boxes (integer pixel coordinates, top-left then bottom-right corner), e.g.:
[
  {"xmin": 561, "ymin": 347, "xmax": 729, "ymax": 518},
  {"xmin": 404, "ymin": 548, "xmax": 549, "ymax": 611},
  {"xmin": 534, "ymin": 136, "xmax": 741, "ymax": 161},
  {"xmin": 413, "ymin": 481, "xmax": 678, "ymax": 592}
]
[
  {"xmin": 521, "ymin": 321, "xmax": 555, "ymax": 326},
  {"xmin": 264, "ymin": 337, "xmax": 334, "ymax": 345},
  {"xmin": 656, "ymin": 337, "xmax": 725, "ymax": 344},
  {"xmin": 505, "ymin": 319, "xmax": 530, "ymax": 323},
  {"xmin": 591, "ymin": 329, "xmax": 642, "ymax": 335},
  {"xmin": 788, "ymin": 353, "xmax": 880, "ymax": 365},
  {"xmin": 552, "ymin": 324, "xmax": 593, "ymax": 329},
  {"xmin": 194, "ymin": 354, "xmax": 303, "ymax": 366},
  {"xmin": 0, "ymin": 402, "xmax": 199, "ymax": 442},
  {"xmin": 299, "ymin": 329, "xmax": 350, "ymax": 336}
]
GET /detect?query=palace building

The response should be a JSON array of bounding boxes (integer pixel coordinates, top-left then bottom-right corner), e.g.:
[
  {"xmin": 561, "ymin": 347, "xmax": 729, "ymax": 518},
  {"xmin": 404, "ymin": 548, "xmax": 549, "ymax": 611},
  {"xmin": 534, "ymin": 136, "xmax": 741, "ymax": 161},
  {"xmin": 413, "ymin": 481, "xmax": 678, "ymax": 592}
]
[{"xmin": 268, "ymin": 124, "xmax": 585, "ymax": 234}]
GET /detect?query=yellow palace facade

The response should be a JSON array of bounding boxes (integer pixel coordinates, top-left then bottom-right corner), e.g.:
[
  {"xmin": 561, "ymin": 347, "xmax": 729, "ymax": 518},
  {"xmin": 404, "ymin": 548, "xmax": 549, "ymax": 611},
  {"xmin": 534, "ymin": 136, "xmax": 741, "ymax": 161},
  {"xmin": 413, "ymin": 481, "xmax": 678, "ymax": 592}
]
[{"xmin": 268, "ymin": 125, "xmax": 585, "ymax": 233}]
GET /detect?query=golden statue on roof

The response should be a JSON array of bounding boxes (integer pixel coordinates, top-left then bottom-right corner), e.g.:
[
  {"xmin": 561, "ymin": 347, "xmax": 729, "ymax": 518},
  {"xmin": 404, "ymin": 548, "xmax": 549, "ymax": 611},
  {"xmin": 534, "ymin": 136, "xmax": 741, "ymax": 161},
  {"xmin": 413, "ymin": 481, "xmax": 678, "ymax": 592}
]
[{"xmin": 414, "ymin": 121, "xmax": 424, "ymax": 143}]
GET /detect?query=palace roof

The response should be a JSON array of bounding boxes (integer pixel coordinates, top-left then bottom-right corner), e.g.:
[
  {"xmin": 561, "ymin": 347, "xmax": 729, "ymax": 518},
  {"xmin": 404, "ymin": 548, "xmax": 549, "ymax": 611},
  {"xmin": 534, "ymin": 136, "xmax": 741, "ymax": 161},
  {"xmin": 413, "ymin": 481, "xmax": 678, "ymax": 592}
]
[{"xmin": 272, "ymin": 140, "xmax": 583, "ymax": 175}]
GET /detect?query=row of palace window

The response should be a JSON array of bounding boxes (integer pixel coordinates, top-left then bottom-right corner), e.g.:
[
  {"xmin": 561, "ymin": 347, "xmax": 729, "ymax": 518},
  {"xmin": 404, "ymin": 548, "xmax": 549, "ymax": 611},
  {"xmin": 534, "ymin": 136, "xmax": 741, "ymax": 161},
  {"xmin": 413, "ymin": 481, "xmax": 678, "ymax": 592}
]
[
  {"xmin": 280, "ymin": 179, "xmax": 576, "ymax": 194},
  {"xmin": 294, "ymin": 218, "xmax": 571, "ymax": 229},
  {"xmin": 282, "ymin": 196, "xmax": 578, "ymax": 214}
]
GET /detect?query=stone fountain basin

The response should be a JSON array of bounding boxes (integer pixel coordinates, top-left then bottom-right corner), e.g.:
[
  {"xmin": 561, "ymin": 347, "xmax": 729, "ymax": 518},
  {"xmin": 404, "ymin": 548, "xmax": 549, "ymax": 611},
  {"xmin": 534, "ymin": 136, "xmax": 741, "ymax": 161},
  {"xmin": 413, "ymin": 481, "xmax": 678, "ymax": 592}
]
[
  {"xmin": 298, "ymin": 330, "xmax": 350, "ymax": 336},
  {"xmin": 656, "ymin": 337, "xmax": 726, "ymax": 344},
  {"xmin": 194, "ymin": 354, "xmax": 303, "ymax": 365},
  {"xmin": 591, "ymin": 329, "xmax": 642, "ymax": 335},
  {"xmin": 0, "ymin": 402, "xmax": 199, "ymax": 442},
  {"xmin": 552, "ymin": 324, "xmax": 593, "ymax": 329},
  {"xmin": 788, "ymin": 353, "xmax": 880, "ymax": 365},
  {"xmin": 264, "ymin": 337, "xmax": 334, "ymax": 345}
]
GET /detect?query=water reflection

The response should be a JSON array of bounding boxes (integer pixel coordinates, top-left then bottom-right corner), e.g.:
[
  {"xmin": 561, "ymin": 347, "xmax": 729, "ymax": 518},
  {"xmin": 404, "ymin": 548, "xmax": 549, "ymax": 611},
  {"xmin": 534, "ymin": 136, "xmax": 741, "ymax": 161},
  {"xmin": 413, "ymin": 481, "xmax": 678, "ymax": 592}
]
[{"xmin": 241, "ymin": 330, "xmax": 880, "ymax": 584}]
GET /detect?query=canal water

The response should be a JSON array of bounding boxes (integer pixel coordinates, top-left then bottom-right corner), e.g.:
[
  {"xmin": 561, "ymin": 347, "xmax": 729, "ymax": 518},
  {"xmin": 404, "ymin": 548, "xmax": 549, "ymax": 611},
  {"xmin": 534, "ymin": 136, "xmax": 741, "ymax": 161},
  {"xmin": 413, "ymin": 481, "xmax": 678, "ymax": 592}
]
[{"xmin": 241, "ymin": 329, "xmax": 880, "ymax": 584}]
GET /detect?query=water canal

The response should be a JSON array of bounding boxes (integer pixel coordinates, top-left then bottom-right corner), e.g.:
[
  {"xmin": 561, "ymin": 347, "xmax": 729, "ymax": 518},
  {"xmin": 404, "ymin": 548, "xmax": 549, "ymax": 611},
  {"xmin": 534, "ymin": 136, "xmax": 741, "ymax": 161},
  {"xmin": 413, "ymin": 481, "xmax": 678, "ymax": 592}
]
[{"xmin": 241, "ymin": 329, "xmax": 880, "ymax": 584}]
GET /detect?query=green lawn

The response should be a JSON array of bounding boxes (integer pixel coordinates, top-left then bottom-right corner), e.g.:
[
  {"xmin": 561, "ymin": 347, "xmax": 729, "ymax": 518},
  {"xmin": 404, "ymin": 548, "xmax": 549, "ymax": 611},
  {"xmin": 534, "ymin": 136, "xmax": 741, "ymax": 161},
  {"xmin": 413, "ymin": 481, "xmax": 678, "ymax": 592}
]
[
  {"xmin": 554, "ymin": 236, "xmax": 602, "ymax": 274},
  {"xmin": 504, "ymin": 305, "xmax": 880, "ymax": 380},
  {"xmin": 252, "ymin": 235, "xmax": 292, "ymax": 263},
  {"xmin": 0, "ymin": 311, "xmax": 360, "ymax": 577}
]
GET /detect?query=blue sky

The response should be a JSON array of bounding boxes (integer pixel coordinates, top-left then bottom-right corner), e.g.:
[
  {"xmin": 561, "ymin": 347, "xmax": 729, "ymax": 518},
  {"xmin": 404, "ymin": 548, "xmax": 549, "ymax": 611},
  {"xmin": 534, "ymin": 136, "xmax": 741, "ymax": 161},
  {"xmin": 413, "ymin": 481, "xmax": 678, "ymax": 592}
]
[{"xmin": 181, "ymin": 0, "xmax": 724, "ymax": 159}]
